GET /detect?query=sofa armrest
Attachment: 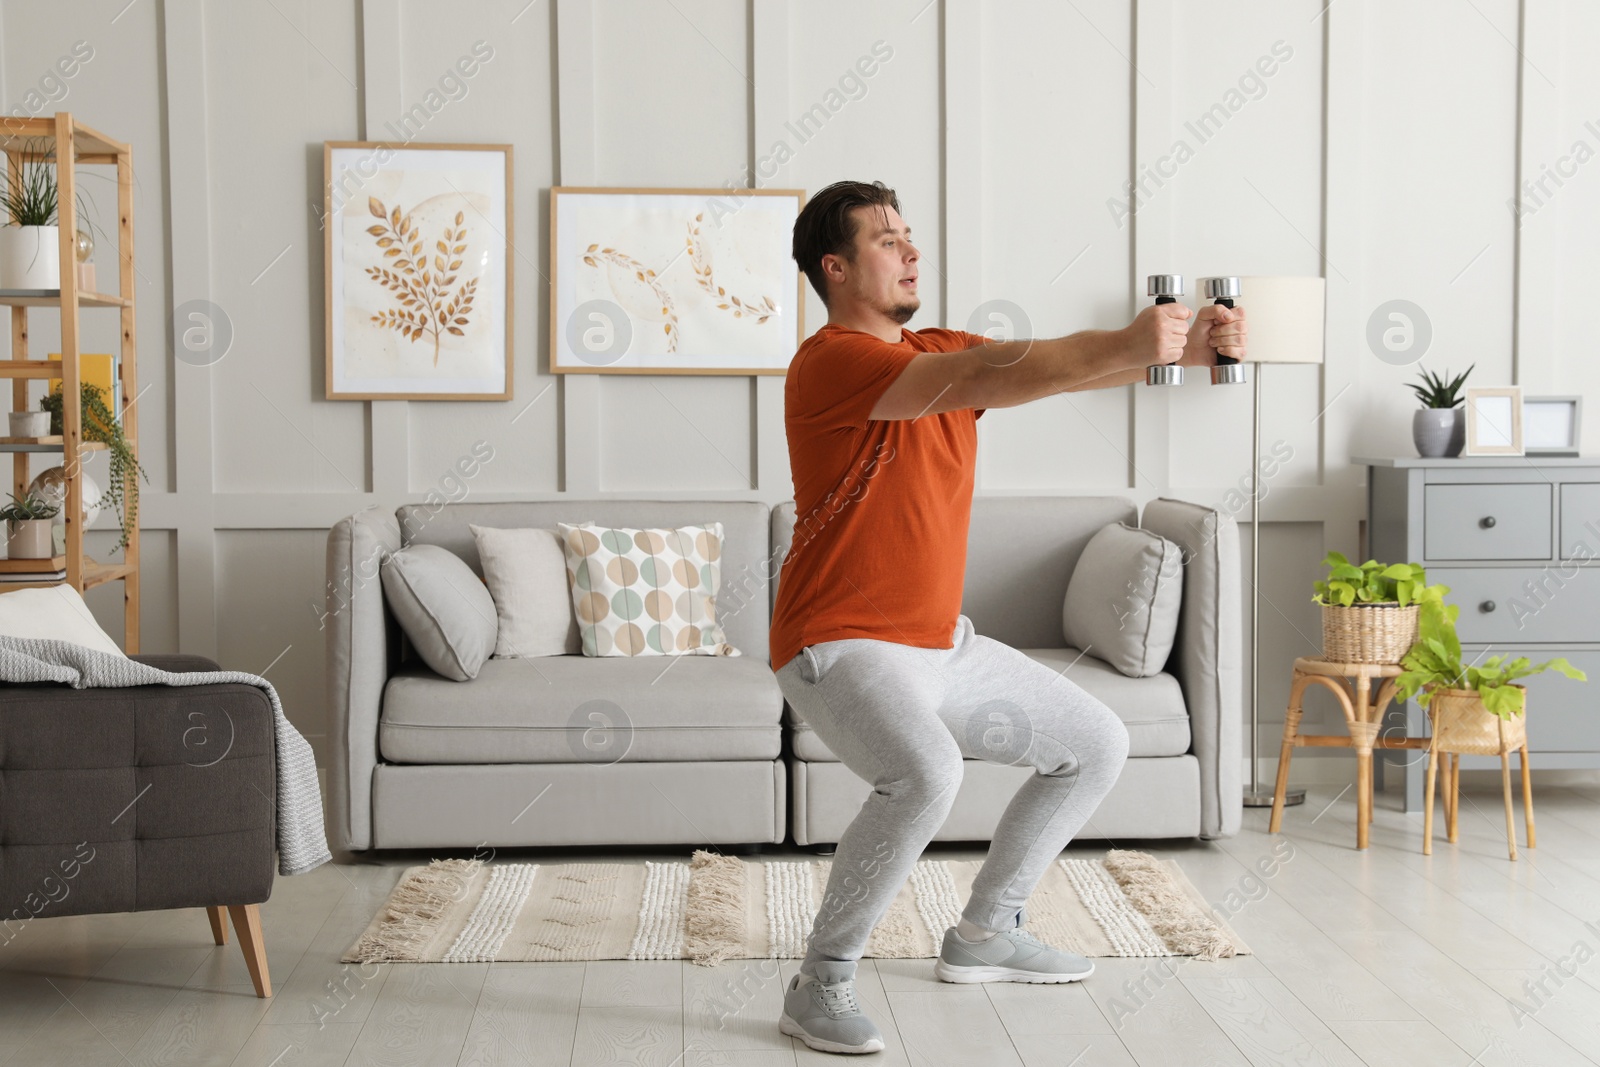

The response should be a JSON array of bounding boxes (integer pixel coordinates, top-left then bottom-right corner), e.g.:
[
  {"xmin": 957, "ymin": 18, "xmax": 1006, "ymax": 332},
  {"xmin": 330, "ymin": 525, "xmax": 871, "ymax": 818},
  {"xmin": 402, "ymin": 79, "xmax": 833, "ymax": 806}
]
[
  {"xmin": 1141, "ymin": 498, "xmax": 1242, "ymax": 839},
  {"xmin": 325, "ymin": 507, "xmax": 402, "ymax": 851}
]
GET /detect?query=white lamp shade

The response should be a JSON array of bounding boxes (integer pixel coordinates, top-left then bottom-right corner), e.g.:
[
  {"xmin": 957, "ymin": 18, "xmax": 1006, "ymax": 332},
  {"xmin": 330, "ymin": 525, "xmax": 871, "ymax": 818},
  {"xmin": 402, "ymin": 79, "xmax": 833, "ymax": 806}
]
[{"xmin": 1237, "ymin": 276, "xmax": 1326, "ymax": 365}]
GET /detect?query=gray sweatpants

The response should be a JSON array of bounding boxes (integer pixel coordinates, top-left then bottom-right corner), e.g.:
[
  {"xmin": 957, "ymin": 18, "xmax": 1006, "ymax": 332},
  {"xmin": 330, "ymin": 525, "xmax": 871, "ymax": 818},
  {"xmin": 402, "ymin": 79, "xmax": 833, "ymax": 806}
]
[{"xmin": 774, "ymin": 614, "xmax": 1130, "ymax": 968}]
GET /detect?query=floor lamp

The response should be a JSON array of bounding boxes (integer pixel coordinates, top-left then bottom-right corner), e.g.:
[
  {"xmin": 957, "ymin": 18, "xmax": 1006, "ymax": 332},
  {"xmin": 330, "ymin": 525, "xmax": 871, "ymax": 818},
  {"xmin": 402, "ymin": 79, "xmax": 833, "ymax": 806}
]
[{"xmin": 1231, "ymin": 276, "xmax": 1328, "ymax": 808}]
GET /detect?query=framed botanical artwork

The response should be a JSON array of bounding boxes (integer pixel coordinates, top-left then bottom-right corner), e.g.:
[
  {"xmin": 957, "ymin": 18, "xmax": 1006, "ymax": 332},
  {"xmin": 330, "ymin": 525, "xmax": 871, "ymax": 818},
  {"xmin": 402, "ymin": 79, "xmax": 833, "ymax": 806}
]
[
  {"xmin": 549, "ymin": 186, "xmax": 805, "ymax": 374},
  {"xmin": 1464, "ymin": 386, "xmax": 1524, "ymax": 456},
  {"xmin": 1523, "ymin": 395, "xmax": 1582, "ymax": 456},
  {"xmin": 324, "ymin": 142, "xmax": 512, "ymax": 400}
]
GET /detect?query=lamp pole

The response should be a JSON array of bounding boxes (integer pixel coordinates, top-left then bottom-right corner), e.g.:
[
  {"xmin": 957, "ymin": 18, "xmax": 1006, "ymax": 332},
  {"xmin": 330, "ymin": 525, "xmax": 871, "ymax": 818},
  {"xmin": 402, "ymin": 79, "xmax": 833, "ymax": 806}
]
[{"xmin": 1242, "ymin": 363, "xmax": 1305, "ymax": 808}]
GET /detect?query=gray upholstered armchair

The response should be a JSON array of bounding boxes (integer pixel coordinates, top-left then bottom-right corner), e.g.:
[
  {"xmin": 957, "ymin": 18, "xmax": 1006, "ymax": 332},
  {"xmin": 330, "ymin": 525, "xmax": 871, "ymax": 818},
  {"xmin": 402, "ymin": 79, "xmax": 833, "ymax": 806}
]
[{"xmin": 0, "ymin": 653, "xmax": 277, "ymax": 997}]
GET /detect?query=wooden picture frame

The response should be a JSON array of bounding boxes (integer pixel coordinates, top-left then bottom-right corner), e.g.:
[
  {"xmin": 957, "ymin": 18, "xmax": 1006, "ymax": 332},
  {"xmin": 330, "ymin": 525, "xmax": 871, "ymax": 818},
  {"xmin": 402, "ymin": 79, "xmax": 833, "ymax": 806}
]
[
  {"xmin": 324, "ymin": 141, "xmax": 512, "ymax": 400},
  {"xmin": 1523, "ymin": 395, "xmax": 1582, "ymax": 456},
  {"xmin": 549, "ymin": 186, "xmax": 805, "ymax": 375},
  {"xmin": 1464, "ymin": 386, "xmax": 1524, "ymax": 455}
]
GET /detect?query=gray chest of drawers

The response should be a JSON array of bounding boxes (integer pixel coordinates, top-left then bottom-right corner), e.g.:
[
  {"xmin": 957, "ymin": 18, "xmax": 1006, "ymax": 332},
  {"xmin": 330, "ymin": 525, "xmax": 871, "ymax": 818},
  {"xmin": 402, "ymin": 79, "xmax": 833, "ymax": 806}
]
[{"xmin": 1358, "ymin": 456, "xmax": 1600, "ymax": 813}]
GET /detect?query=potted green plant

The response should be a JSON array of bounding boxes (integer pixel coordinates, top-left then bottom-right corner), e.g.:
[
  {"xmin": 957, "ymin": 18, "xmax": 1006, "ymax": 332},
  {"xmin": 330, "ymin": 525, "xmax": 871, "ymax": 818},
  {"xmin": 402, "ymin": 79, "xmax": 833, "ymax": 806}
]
[
  {"xmin": 1396, "ymin": 597, "xmax": 1586, "ymax": 752},
  {"xmin": 0, "ymin": 136, "xmax": 62, "ymax": 289},
  {"xmin": 1, "ymin": 491, "xmax": 60, "ymax": 559},
  {"xmin": 1408, "ymin": 364, "xmax": 1473, "ymax": 458},
  {"xmin": 0, "ymin": 137, "xmax": 109, "ymax": 291},
  {"xmin": 1311, "ymin": 551, "xmax": 1448, "ymax": 663},
  {"xmin": 39, "ymin": 382, "xmax": 145, "ymax": 552}
]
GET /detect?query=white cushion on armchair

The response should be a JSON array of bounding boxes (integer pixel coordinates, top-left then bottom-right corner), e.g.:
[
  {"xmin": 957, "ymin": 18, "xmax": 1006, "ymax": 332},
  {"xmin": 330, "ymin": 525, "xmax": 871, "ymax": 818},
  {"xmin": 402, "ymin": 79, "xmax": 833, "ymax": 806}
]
[{"xmin": 0, "ymin": 585, "xmax": 125, "ymax": 657}]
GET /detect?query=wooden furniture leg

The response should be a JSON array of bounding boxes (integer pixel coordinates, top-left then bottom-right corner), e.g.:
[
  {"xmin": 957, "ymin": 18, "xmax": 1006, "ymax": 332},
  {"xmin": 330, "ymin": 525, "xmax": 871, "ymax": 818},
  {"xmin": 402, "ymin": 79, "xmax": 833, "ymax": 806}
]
[
  {"xmin": 1368, "ymin": 764, "xmax": 1376, "ymax": 828},
  {"xmin": 1500, "ymin": 751, "xmax": 1518, "ymax": 861},
  {"xmin": 1357, "ymin": 750, "xmax": 1372, "ymax": 847},
  {"xmin": 1269, "ymin": 670, "xmax": 1309, "ymax": 833},
  {"xmin": 1351, "ymin": 670, "xmax": 1377, "ymax": 850},
  {"xmin": 1423, "ymin": 746, "xmax": 1438, "ymax": 856},
  {"xmin": 206, "ymin": 906, "xmax": 228, "ymax": 945},
  {"xmin": 1521, "ymin": 744, "xmax": 1536, "ymax": 849},
  {"xmin": 1446, "ymin": 753, "xmax": 1460, "ymax": 843},
  {"xmin": 227, "ymin": 904, "xmax": 272, "ymax": 998}
]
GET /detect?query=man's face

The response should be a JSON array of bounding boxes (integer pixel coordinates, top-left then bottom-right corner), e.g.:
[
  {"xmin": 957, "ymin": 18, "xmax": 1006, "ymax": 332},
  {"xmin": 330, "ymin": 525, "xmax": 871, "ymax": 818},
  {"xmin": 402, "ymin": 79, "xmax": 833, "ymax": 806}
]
[{"xmin": 827, "ymin": 203, "xmax": 920, "ymax": 324}]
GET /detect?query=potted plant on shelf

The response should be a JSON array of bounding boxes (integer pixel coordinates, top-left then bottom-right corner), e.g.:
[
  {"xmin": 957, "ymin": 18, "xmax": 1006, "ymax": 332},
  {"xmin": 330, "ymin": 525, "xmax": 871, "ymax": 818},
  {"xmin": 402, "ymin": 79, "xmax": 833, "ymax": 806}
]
[
  {"xmin": 1311, "ymin": 551, "xmax": 1448, "ymax": 663},
  {"xmin": 39, "ymin": 381, "xmax": 145, "ymax": 552},
  {"xmin": 0, "ymin": 137, "xmax": 110, "ymax": 291},
  {"xmin": 0, "ymin": 136, "xmax": 62, "ymax": 289},
  {"xmin": 1, "ymin": 491, "xmax": 60, "ymax": 559},
  {"xmin": 1408, "ymin": 364, "xmax": 1474, "ymax": 458},
  {"xmin": 1395, "ymin": 596, "xmax": 1586, "ymax": 754}
]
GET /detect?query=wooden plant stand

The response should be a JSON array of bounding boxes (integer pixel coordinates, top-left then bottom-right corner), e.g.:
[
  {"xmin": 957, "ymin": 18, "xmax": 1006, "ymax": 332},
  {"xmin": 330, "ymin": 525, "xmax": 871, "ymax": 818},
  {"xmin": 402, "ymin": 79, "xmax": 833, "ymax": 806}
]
[
  {"xmin": 1268, "ymin": 657, "xmax": 1431, "ymax": 849},
  {"xmin": 1423, "ymin": 686, "xmax": 1534, "ymax": 861}
]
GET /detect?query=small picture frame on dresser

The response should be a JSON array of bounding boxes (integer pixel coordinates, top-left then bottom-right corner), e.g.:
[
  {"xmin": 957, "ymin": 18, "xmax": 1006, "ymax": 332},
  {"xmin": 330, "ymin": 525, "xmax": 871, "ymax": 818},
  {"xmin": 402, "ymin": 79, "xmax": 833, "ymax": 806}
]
[
  {"xmin": 1464, "ymin": 386, "xmax": 1524, "ymax": 456},
  {"xmin": 1523, "ymin": 395, "xmax": 1582, "ymax": 456}
]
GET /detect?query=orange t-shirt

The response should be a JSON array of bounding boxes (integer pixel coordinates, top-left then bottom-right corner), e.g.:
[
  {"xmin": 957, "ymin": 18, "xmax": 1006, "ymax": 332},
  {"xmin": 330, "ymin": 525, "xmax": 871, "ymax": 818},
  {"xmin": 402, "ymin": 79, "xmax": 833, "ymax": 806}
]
[{"xmin": 769, "ymin": 323, "xmax": 989, "ymax": 671}]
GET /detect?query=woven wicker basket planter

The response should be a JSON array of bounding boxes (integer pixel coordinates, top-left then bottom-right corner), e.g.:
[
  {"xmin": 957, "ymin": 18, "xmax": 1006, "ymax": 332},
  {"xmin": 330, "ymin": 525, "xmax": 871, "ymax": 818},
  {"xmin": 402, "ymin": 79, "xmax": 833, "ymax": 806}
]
[
  {"xmin": 1427, "ymin": 686, "xmax": 1527, "ymax": 754},
  {"xmin": 1320, "ymin": 603, "xmax": 1420, "ymax": 664}
]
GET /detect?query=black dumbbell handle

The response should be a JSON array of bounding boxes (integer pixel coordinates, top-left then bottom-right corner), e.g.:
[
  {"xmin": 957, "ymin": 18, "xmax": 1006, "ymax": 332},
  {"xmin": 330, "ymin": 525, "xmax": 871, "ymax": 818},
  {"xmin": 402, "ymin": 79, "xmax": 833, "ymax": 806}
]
[{"xmin": 1212, "ymin": 297, "xmax": 1239, "ymax": 368}]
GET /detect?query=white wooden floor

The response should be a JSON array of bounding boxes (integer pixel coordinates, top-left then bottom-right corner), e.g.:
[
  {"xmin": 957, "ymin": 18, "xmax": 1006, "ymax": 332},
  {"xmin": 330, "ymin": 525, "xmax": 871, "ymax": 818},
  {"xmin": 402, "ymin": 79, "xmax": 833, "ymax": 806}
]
[{"xmin": 4, "ymin": 781, "xmax": 1600, "ymax": 1066}]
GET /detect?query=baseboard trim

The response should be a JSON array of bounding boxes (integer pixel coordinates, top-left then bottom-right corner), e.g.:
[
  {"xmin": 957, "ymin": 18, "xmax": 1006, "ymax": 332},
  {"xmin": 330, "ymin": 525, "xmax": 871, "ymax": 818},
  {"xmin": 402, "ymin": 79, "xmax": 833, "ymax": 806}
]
[{"xmin": 1240, "ymin": 756, "xmax": 1600, "ymax": 791}]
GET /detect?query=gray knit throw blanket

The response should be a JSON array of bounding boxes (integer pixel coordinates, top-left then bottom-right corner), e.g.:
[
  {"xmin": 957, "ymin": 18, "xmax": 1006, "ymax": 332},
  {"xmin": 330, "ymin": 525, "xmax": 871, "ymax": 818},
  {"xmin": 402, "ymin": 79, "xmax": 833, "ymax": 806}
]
[{"xmin": 0, "ymin": 635, "xmax": 331, "ymax": 877}]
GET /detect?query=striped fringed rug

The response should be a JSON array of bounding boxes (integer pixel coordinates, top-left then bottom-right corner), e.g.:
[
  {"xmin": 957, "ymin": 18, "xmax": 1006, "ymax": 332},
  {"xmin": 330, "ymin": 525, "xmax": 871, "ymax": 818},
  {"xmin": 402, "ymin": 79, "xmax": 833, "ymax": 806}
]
[{"xmin": 341, "ymin": 849, "xmax": 1250, "ymax": 966}]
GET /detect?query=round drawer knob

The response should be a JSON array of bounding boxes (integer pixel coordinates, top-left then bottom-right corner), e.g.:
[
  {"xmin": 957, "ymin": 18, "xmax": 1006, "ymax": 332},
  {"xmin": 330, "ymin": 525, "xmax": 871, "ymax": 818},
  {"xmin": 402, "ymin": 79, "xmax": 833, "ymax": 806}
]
[
  {"xmin": 1480, "ymin": 516, "xmax": 1497, "ymax": 528},
  {"xmin": 1480, "ymin": 600, "xmax": 1497, "ymax": 613}
]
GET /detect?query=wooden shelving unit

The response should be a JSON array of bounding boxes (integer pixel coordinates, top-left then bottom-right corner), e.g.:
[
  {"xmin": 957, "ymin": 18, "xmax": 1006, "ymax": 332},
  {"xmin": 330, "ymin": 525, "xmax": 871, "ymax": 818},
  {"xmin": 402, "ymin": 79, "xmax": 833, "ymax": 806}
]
[{"xmin": 1, "ymin": 113, "xmax": 139, "ymax": 650}]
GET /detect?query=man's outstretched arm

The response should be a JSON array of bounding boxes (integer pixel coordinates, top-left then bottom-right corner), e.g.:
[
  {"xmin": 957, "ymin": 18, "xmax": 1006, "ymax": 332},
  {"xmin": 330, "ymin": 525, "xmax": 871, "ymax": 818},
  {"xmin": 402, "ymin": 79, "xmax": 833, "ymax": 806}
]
[
  {"xmin": 868, "ymin": 302, "xmax": 1247, "ymax": 420},
  {"xmin": 1065, "ymin": 303, "xmax": 1248, "ymax": 393}
]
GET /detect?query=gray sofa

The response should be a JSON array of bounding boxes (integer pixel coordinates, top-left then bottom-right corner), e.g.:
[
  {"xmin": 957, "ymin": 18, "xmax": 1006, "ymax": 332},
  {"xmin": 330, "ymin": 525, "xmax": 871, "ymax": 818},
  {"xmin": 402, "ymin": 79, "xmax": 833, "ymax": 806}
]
[{"xmin": 324, "ymin": 496, "xmax": 1240, "ymax": 853}]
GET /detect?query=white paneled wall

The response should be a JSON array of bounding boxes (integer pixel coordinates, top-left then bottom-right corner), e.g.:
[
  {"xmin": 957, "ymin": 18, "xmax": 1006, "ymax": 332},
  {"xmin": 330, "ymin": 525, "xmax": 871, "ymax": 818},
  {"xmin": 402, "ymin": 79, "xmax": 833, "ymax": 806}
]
[{"xmin": 3, "ymin": 0, "xmax": 1592, "ymax": 779}]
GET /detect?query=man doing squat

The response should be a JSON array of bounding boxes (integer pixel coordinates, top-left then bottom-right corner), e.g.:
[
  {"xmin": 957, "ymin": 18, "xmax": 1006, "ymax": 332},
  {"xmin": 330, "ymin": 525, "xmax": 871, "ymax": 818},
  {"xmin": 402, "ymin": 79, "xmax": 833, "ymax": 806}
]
[{"xmin": 769, "ymin": 180, "xmax": 1248, "ymax": 1055}]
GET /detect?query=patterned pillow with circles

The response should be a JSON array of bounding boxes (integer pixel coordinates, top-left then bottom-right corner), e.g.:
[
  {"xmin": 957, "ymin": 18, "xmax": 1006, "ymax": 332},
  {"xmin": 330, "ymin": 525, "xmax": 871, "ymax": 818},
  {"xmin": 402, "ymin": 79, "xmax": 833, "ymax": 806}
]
[{"xmin": 557, "ymin": 521, "xmax": 742, "ymax": 657}]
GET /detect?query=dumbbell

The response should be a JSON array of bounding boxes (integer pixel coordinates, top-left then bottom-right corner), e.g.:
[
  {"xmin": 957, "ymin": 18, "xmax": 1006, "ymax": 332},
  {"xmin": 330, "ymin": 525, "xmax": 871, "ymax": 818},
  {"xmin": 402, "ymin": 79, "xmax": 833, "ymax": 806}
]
[
  {"xmin": 1145, "ymin": 274, "xmax": 1184, "ymax": 386},
  {"xmin": 1201, "ymin": 276, "xmax": 1247, "ymax": 385}
]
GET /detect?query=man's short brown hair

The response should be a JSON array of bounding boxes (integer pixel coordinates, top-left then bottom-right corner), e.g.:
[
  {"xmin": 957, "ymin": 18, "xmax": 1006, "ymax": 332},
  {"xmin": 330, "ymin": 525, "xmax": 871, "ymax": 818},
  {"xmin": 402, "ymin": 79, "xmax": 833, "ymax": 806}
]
[{"xmin": 792, "ymin": 180, "xmax": 901, "ymax": 307}]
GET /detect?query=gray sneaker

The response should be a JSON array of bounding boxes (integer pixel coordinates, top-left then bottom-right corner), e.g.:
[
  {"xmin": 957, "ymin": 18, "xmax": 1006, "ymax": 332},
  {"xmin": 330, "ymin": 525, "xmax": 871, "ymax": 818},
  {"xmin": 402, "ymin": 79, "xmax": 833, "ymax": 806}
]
[
  {"xmin": 778, "ymin": 960, "xmax": 886, "ymax": 1055},
  {"xmin": 934, "ymin": 924, "xmax": 1096, "ymax": 984}
]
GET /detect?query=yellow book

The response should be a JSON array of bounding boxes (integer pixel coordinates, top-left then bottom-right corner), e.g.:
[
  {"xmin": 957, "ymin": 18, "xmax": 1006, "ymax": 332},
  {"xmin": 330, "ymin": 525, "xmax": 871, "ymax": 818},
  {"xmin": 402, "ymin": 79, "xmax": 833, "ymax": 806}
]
[{"xmin": 47, "ymin": 353, "xmax": 118, "ymax": 409}]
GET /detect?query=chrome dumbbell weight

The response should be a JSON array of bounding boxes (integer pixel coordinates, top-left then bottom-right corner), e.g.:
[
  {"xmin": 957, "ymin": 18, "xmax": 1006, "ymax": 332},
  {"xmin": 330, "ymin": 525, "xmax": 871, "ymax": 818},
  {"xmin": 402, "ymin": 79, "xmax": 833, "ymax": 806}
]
[
  {"xmin": 1145, "ymin": 274, "xmax": 1185, "ymax": 386},
  {"xmin": 1200, "ymin": 276, "xmax": 1247, "ymax": 385}
]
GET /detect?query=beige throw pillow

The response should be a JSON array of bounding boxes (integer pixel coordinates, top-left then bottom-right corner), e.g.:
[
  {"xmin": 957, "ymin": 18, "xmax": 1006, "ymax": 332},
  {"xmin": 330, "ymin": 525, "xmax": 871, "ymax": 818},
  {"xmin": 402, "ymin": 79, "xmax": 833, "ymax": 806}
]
[{"xmin": 469, "ymin": 524, "xmax": 583, "ymax": 657}]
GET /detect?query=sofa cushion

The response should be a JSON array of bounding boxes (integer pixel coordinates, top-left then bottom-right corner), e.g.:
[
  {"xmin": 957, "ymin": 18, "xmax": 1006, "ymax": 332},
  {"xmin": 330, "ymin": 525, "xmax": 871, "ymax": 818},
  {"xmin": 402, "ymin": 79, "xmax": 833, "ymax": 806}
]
[
  {"xmin": 786, "ymin": 646, "xmax": 1190, "ymax": 761},
  {"xmin": 558, "ymin": 521, "xmax": 741, "ymax": 658},
  {"xmin": 1062, "ymin": 522, "xmax": 1183, "ymax": 677},
  {"xmin": 378, "ymin": 655, "xmax": 783, "ymax": 764},
  {"xmin": 379, "ymin": 544, "xmax": 497, "ymax": 681},
  {"xmin": 469, "ymin": 524, "xmax": 583, "ymax": 658}
]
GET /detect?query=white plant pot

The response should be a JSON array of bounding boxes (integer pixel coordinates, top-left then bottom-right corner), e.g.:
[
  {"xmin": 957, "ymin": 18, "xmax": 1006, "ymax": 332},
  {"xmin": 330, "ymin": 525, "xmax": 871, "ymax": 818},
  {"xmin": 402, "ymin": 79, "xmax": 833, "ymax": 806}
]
[
  {"xmin": 0, "ymin": 225, "xmax": 61, "ymax": 289},
  {"xmin": 8, "ymin": 411, "xmax": 50, "ymax": 437}
]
